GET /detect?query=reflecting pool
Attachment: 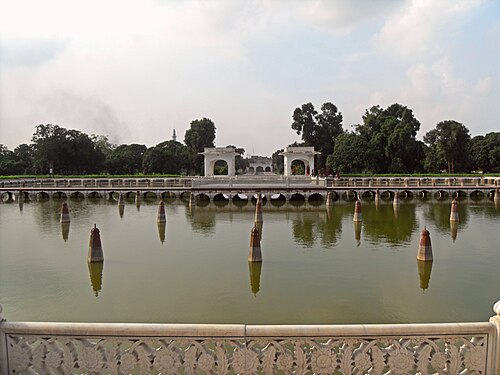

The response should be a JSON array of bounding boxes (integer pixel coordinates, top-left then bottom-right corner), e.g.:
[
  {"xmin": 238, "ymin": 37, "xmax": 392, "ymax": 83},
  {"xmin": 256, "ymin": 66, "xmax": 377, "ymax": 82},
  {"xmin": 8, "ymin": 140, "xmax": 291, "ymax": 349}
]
[{"xmin": 0, "ymin": 197, "xmax": 498, "ymax": 324}]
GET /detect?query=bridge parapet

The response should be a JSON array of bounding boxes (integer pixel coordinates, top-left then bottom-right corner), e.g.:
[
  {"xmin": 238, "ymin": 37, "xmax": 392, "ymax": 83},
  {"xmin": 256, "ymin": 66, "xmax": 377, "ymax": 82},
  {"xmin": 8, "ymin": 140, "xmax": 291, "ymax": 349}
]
[{"xmin": 1, "ymin": 301, "xmax": 499, "ymax": 374}]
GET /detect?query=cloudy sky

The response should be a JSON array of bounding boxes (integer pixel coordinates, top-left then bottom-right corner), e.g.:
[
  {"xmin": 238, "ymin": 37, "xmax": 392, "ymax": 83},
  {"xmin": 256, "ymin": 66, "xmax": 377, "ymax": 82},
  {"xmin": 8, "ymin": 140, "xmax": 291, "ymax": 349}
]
[{"xmin": 1, "ymin": 0, "xmax": 498, "ymax": 156}]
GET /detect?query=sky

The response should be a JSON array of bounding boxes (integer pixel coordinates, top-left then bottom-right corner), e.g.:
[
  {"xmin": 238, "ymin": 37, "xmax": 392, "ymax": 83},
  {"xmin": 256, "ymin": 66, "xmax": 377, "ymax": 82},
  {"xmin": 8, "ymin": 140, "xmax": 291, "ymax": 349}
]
[{"xmin": 0, "ymin": 0, "xmax": 499, "ymax": 156}]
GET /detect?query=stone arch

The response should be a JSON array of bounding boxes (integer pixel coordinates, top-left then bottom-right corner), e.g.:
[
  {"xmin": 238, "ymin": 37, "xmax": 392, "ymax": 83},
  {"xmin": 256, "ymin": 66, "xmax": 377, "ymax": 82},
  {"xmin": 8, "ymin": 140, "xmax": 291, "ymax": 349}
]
[
  {"xmin": 256, "ymin": 166, "xmax": 264, "ymax": 174},
  {"xmin": 434, "ymin": 190, "xmax": 449, "ymax": 200},
  {"xmin": 470, "ymin": 190, "xmax": 485, "ymax": 200},
  {"xmin": 270, "ymin": 193, "xmax": 286, "ymax": 201},
  {"xmin": 362, "ymin": 190, "xmax": 376, "ymax": 200},
  {"xmin": 265, "ymin": 166, "xmax": 271, "ymax": 172},
  {"xmin": 308, "ymin": 193, "xmax": 323, "ymax": 202},
  {"xmin": 280, "ymin": 146, "xmax": 320, "ymax": 177},
  {"xmin": 200, "ymin": 147, "xmax": 236, "ymax": 177},
  {"xmin": 52, "ymin": 191, "xmax": 67, "ymax": 199},
  {"xmin": 213, "ymin": 193, "xmax": 230, "ymax": 201},
  {"xmin": 213, "ymin": 160, "xmax": 229, "ymax": 175},
  {"xmin": 232, "ymin": 193, "xmax": 249, "ymax": 201},
  {"xmin": 88, "ymin": 191, "xmax": 103, "ymax": 199},
  {"xmin": 1, "ymin": 191, "xmax": 14, "ymax": 203},
  {"xmin": 70, "ymin": 191, "xmax": 85, "ymax": 199},
  {"xmin": 289, "ymin": 193, "xmax": 306, "ymax": 202},
  {"xmin": 290, "ymin": 159, "xmax": 306, "ymax": 175}
]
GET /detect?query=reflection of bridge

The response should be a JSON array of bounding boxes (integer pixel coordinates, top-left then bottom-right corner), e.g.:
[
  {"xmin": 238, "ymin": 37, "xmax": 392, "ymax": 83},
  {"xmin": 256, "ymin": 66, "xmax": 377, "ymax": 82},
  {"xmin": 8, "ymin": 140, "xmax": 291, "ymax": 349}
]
[{"xmin": 1, "ymin": 176, "xmax": 499, "ymax": 202}]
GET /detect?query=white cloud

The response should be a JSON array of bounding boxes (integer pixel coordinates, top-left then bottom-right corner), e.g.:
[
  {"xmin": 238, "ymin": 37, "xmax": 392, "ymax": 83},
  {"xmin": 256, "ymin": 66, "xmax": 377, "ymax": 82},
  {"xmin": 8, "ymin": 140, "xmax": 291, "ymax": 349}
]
[{"xmin": 374, "ymin": 0, "xmax": 481, "ymax": 59}]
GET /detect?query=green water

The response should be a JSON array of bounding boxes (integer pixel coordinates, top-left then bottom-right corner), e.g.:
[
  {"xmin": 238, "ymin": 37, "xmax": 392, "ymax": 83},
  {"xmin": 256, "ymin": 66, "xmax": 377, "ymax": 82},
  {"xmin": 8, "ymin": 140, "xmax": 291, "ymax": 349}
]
[{"xmin": 0, "ymin": 197, "xmax": 498, "ymax": 324}]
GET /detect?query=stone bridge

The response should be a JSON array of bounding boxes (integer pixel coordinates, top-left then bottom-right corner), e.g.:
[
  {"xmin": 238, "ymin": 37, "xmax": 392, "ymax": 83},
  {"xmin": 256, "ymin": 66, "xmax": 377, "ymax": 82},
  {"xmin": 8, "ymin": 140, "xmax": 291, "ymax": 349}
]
[{"xmin": 0, "ymin": 176, "xmax": 499, "ymax": 203}]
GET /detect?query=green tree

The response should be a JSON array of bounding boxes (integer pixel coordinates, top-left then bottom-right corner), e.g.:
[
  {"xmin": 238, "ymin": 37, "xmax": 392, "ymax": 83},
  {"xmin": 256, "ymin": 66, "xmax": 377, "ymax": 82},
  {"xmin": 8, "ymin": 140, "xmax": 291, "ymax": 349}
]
[
  {"xmin": 105, "ymin": 144, "xmax": 147, "ymax": 174},
  {"xmin": 184, "ymin": 118, "xmax": 216, "ymax": 175},
  {"xmin": 0, "ymin": 145, "xmax": 16, "ymax": 175},
  {"xmin": 142, "ymin": 140, "xmax": 190, "ymax": 174},
  {"xmin": 272, "ymin": 149, "xmax": 284, "ymax": 174},
  {"xmin": 91, "ymin": 134, "xmax": 115, "ymax": 157},
  {"xmin": 31, "ymin": 124, "xmax": 104, "ymax": 174},
  {"xmin": 423, "ymin": 120, "xmax": 471, "ymax": 173},
  {"xmin": 468, "ymin": 133, "xmax": 500, "ymax": 173},
  {"xmin": 12, "ymin": 144, "xmax": 35, "ymax": 174},
  {"xmin": 326, "ymin": 132, "xmax": 370, "ymax": 173},
  {"xmin": 291, "ymin": 102, "xmax": 343, "ymax": 170},
  {"xmin": 354, "ymin": 104, "xmax": 422, "ymax": 173}
]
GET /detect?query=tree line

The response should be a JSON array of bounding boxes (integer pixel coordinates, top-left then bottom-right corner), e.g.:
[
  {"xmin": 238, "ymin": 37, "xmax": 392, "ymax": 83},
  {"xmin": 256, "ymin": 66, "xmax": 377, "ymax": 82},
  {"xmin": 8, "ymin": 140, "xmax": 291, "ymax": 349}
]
[
  {"xmin": 0, "ymin": 102, "xmax": 498, "ymax": 176},
  {"xmin": 0, "ymin": 118, "xmax": 219, "ymax": 176},
  {"xmin": 273, "ymin": 102, "xmax": 499, "ymax": 175}
]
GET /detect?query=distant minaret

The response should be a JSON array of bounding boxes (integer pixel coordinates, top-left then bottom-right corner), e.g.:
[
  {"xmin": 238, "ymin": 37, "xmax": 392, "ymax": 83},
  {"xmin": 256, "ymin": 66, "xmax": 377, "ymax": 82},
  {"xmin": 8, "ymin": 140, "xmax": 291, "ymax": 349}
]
[{"xmin": 172, "ymin": 129, "xmax": 177, "ymax": 141}]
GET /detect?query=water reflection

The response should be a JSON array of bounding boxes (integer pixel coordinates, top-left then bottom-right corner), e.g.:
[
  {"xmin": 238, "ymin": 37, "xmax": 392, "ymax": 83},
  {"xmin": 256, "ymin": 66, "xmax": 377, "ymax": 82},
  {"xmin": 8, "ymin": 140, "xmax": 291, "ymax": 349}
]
[
  {"xmin": 248, "ymin": 261, "xmax": 262, "ymax": 295},
  {"xmin": 423, "ymin": 201, "xmax": 469, "ymax": 235},
  {"xmin": 393, "ymin": 203, "xmax": 400, "ymax": 218},
  {"xmin": 157, "ymin": 222, "xmax": 166, "ymax": 243},
  {"xmin": 118, "ymin": 203, "xmax": 125, "ymax": 219},
  {"xmin": 417, "ymin": 260, "xmax": 433, "ymax": 291},
  {"xmin": 61, "ymin": 222, "xmax": 70, "ymax": 241},
  {"xmin": 450, "ymin": 221, "xmax": 458, "ymax": 242},
  {"xmin": 88, "ymin": 261, "xmax": 103, "ymax": 296},
  {"xmin": 363, "ymin": 203, "xmax": 417, "ymax": 245},
  {"xmin": 354, "ymin": 221, "xmax": 362, "ymax": 246},
  {"xmin": 292, "ymin": 206, "xmax": 346, "ymax": 248}
]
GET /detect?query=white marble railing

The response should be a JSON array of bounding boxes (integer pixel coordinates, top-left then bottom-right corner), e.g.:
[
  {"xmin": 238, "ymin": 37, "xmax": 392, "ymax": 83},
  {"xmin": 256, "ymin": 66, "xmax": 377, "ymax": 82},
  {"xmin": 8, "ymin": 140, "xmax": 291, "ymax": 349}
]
[{"xmin": 1, "ymin": 302, "xmax": 499, "ymax": 374}]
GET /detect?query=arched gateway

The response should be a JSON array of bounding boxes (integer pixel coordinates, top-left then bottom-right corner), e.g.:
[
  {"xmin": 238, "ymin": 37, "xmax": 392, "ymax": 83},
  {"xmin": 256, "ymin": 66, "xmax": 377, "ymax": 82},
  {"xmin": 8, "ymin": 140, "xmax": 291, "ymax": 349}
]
[
  {"xmin": 200, "ymin": 147, "xmax": 236, "ymax": 177},
  {"xmin": 280, "ymin": 146, "xmax": 320, "ymax": 177}
]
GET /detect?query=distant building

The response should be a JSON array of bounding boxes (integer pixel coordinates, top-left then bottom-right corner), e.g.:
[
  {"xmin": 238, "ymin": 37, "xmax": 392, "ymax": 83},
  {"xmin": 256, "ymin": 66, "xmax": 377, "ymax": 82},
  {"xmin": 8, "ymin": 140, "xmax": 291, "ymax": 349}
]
[{"xmin": 247, "ymin": 156, "xmax": 273, "ymax": 174}]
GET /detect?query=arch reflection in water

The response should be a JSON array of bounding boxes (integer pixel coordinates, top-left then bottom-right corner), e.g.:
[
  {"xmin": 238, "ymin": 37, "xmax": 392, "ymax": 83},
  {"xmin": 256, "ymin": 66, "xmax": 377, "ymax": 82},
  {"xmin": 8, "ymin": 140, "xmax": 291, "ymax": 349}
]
[
  {"xmin": 61, "ymin": 222, "xmax": 70, "ymax": 242},
  {"xmin": 157, "ymin": 222, "xmax": 166, "ymax": 244},
  {"xmin": 88, "ymin": 261, "xmax": 104, "ymax": 296},
  {"xmin": 417, "ymin": 260, "xmax": 433, "ymax": 291},
  {"xmin": 248, "ymin": 261, "xmax": 262, "ymax": 295}
]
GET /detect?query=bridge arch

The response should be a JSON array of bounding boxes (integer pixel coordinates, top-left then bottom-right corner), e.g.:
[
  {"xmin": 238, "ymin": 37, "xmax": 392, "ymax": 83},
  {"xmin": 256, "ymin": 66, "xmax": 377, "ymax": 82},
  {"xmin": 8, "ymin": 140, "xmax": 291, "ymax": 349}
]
[
  {"xmin": 70, "ymin": 191, "xmax": 85, "ymax": 199},
  {"xmin": 308, "ymin": 193, "xmax": 323, "ymax": 203},
  {"xmin": 52, "ymin": 191, "xmax": 67, "ymax": 199},
  {"xmin": 213, "ymin": 193, "xmax": 230, "ymax": 201},
  {"xmin": 341, "ymin": 190, "xmax": 358, "ymax": 201},
  {"xmin": 289, "ymin": 192, "xmax": 306, "ymax": 202},
  {"xmin": 1, "ymin": 191, "xmax": 13, "ymax": 202},
  {"xmin": 361, "ymin": 190, "xmax": 376, "ymax": 200},
  {"xmin": 470, "ymin": 190, "xmax": 485, "ymax": 200},
  {"xmin": 434, "ymin": 190, "xmax": 449, "ymax": 200},
  {"xmin": 452, "ymin": 190, "xmax": 467, "ymax": 200},
  {"xmin": 33, "ymin": 191, "xmax": 49, "ymax": 200},
  {"xmin": 161, "ymin": 191, "xmax": 177, "ymax": 200},
  {"xmin": 88, "ymin": 191, "xmax": 103, "ymax": 199},
  {"xmin": 232, "ymin": 193, "xmax": 249, "ymax": 201},
  {"xmin": 400, "ymin": 190, "xmax": 414, "ymax": 200}
]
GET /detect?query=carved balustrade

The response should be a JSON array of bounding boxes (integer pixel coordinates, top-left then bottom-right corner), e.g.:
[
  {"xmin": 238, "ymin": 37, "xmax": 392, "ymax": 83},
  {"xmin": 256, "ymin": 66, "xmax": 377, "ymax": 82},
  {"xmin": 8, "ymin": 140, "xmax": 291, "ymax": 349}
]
[{"xmin": 1, "ymin": 302, "xmax": 499, "ymax": 374}]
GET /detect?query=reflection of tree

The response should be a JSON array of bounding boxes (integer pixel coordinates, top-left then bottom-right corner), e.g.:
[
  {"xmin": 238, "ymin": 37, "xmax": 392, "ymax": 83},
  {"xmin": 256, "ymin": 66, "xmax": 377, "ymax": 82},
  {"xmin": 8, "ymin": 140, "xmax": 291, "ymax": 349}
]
[
  {"xmin": 248, "ymin": 262, "xmax": 262, "ymax": 295},
  {"xmin": 291, "ymin": 205, "xmax": 348, "ymax": 248},
  {"xmin": 363, "ymin": 203, "xmax": 417, "ymax": 245},
  {"xmin": 88, "ymin": 262, "xmax": 103, "ymax": 297},
  {"xmin": 423, "ymin": 201, "xmax": 469, "ymax": 234},
  {"xmin": 186, "ymin": 208, "xmax": 216, "ymax": 234},
  {"xmin": 417, "ymin": 260, "xmax": 433, "ymax": 291}
]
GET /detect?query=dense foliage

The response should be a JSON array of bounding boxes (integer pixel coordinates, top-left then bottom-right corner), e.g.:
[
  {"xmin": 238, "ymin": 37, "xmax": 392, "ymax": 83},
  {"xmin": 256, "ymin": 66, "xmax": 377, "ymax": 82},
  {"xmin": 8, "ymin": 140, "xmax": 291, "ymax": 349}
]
[{"xmin": 0, "ymin": 105, "xmax": 498, "ymax": 176}]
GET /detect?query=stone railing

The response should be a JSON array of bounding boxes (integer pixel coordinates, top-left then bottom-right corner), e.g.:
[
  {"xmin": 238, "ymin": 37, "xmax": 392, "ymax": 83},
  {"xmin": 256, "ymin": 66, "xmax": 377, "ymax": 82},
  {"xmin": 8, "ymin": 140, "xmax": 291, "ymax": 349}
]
[{"xmin": 1, "ymin": 302, "xmax": 499, "ymax": 374}]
